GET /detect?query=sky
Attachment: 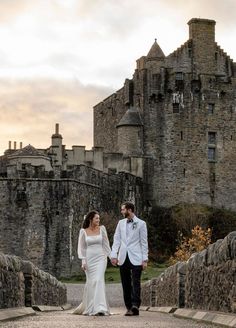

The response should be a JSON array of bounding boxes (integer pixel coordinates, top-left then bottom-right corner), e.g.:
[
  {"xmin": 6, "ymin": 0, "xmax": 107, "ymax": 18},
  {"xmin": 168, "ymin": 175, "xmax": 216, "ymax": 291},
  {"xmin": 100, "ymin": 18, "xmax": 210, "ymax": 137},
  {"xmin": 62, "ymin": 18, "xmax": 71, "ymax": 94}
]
[{"xmin": 0, "ymin": 0, "xmax": 236, "ymax": 155}]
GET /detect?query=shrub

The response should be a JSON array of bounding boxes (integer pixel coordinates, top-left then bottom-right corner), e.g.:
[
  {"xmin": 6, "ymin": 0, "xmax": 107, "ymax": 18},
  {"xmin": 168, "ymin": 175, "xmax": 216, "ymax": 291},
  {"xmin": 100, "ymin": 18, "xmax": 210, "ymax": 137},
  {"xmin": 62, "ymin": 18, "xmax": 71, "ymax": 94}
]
[{"xmin": 170, "ymin": 225, "xmax": 212, "ymax": 264}]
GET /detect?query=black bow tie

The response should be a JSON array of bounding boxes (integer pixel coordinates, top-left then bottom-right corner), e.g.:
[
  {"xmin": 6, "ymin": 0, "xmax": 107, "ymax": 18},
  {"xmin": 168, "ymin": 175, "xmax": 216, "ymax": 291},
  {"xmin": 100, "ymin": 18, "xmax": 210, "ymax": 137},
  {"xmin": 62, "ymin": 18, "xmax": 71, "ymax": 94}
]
[{"xmin": 127, "ymin": 219, "xmax": 133, "ymax": 223}]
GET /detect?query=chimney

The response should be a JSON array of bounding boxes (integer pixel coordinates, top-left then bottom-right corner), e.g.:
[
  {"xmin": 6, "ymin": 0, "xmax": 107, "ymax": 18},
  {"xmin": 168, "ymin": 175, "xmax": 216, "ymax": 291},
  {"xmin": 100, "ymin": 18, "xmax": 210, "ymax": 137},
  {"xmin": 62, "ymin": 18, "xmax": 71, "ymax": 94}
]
[
  {"xmin": 188, "ymin": 18, "xmax": 216, "ymax": 42},
  {"xmin": 188, "ymin": 18, "xmax": 216, "ymax": 75},
  {"xmin": 20, "ymin": 142, "xmax": 23, "ymax": 149},
  {"xmin": 9, "ymin": 141, "xmax": 11, "ymax": 150},
  {"xmin": 55, "ymin": 123, "xmax": 59, "ymax": 134},
  {"xmin": 14, "ymin": 141, "xmax": 17, "ymax": 150}
]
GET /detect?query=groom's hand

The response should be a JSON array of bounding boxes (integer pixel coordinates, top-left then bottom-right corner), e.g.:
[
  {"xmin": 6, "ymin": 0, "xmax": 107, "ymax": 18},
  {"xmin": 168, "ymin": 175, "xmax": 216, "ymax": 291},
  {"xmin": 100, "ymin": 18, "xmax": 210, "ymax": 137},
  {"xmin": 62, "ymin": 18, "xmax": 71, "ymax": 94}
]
[{"xmin": 111, "ymin": 258, "xmax": 118, "ymax": 266}]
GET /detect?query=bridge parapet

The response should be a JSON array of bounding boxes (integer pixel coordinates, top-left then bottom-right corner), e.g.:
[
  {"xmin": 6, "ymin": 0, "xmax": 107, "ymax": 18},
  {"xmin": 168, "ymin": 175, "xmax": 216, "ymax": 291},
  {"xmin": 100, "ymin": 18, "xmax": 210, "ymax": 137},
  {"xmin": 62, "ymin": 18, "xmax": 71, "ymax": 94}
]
[
  {"xmin": 142, "ymin": 231, "xmax": 236, "ymax": 313},
  {"xmin": 0, "ymin": 253, "xmax": 67, "ymax": 309},
  {"xmin": 141, "ymin": 262, "xmax": 186, "ymax": 308},
  {"xmin": 185, "ymin": 231, "xmax": 236, "ymax": 312}
]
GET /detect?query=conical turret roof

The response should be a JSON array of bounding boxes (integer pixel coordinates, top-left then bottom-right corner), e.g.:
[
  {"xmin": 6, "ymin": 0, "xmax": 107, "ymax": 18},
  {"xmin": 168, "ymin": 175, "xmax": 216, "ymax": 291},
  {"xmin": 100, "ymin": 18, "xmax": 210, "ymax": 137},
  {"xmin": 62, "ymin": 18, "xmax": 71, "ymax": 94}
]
[
  {"xmin": 147, "ymin": 39, "xmax": 165, "ymax": 59},
  {"xmin": 116, "ymin": 107, "xmax": 143, "ymax": 128}
]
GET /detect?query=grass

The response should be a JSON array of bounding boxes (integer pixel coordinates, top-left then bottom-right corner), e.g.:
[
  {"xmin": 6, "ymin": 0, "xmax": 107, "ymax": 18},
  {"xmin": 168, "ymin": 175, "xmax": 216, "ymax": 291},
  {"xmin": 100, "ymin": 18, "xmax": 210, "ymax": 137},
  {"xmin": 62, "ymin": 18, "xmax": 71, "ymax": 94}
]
[{"xmin": 60, "ymin": 262, "xmax": 168, "ymax": 284}]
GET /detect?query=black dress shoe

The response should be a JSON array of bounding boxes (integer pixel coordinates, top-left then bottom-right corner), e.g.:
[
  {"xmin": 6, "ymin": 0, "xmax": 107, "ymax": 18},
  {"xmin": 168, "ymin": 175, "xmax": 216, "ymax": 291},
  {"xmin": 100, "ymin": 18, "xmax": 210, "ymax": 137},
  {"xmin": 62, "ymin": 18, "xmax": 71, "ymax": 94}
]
[
  {"xmin": 124, "ymin": 309, "xmax": 133, "ymax": 316},
  {"xmin": 131, "ymin": 306, "xmax": 139, "ymax": 315},
  {"xmin": 95, "ymin": 312, "xmax": 105, "ymax": 316}
]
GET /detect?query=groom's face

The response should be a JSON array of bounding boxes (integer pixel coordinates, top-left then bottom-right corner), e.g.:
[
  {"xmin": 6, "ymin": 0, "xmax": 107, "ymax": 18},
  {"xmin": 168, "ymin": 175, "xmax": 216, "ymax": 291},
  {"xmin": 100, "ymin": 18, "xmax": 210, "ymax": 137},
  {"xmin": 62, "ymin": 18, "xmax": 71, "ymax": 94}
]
[{"xmin": 121, "ymin": 205, "xmax": 130, "ymax": 218}]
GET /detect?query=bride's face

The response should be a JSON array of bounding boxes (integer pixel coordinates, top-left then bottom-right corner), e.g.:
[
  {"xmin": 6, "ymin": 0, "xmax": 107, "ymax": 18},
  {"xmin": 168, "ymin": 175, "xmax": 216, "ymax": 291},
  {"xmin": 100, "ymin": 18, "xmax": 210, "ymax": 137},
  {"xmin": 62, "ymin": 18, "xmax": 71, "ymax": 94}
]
[{"xmin": 91, "ymin": 213, "xmax": 100, "ymax": 227}]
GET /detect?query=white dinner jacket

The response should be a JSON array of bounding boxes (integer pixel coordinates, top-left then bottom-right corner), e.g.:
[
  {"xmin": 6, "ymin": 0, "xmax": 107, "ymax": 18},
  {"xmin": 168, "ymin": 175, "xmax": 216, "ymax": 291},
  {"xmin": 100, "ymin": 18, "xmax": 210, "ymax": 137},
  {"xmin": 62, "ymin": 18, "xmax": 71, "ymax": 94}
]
[{"xmin": 110, "ymin": 216, "xmax": 148, "ymax": 266}]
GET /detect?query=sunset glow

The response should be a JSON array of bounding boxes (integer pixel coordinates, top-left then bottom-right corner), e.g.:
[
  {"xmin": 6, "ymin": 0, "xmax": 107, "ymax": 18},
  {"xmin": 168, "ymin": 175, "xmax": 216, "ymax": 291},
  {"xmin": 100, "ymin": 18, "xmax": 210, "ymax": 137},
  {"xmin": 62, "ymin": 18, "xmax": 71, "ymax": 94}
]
[{"xmin": 0, "ymin": 0, "xmax": 236, "ymax": 154}]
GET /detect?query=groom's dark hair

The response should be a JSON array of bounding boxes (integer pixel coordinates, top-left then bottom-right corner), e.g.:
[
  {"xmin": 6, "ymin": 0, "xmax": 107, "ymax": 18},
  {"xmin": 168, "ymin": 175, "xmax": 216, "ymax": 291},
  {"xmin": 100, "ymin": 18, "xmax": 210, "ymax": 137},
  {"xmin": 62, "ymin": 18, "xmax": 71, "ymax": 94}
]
[{"xmin": 122, "ymin": 201, "xmax": 135, "ymax": 212}]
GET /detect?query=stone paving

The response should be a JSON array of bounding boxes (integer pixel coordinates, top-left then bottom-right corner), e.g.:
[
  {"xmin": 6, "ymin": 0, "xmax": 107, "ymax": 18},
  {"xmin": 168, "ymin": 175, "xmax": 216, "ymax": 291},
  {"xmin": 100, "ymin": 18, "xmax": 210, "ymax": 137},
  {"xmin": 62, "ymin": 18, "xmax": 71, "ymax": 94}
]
[
  {"xmin": 1, "ymin": 308, "xmax": 219, "ymax": 328},
  {"xmin": 66, "ymin": 283, "xmax": 124, "ymax": 306},
  {"xmin": 0, "ymin": 283, "xmax": 223, "ymax": 327}
]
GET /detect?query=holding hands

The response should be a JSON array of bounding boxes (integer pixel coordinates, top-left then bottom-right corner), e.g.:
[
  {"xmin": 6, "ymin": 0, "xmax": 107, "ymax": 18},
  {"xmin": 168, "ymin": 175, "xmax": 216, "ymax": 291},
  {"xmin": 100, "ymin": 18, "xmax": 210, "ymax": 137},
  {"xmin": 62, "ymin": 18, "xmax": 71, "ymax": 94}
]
[
  {"xmin": 81, "ymin": 260, "xmax": 87, "ymax": 271},
  {"xmin": 111, "ymin": 258, "xmax": 118, "ymax": 266}
]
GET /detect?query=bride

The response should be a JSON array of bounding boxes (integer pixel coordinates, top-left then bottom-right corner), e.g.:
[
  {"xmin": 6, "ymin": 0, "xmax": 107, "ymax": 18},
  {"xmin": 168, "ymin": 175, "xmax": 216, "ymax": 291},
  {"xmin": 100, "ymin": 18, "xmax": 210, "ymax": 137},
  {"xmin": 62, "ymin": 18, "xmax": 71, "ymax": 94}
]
[{"xmin": 72, "ymin": 210, "xmax": 111, "ymax": 316}]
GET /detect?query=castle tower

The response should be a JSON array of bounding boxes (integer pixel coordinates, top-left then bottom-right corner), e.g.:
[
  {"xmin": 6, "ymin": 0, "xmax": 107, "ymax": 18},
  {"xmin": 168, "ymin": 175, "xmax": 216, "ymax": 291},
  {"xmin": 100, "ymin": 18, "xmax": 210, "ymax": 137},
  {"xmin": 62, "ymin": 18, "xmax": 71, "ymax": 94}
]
[
  {"xmin": 51, "ymin": 123, "xmax": 63, "ymax": 166},
  {"xmin": 147, "ymin": 39, "xmax": 165, "ymax": 59},
  {"xmin": 116, "ymin": 107, "xmax": 143, "ymax": 156},
  {"xmin": 188, "ymin": 18, "xmax": 216, "ymax": 74},
  {"xmin": 136, "ymin": 39, "xmax": 165, "ymax": 71}
]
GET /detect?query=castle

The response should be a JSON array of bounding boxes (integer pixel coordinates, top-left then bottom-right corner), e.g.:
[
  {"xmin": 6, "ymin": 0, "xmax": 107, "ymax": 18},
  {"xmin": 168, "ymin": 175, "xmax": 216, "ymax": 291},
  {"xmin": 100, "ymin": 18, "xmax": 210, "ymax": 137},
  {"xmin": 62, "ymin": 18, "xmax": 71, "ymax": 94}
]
[
  {"xmin": 2, "ymin": 18, "xmax": 236, "ymax": 210},
  {"xmin": 0, "ymin": 18, "xmax": 236, "ymax": 277},
  {"xmin": 94, "ymin": 18, "xmax": 236, "ymax": 210}
]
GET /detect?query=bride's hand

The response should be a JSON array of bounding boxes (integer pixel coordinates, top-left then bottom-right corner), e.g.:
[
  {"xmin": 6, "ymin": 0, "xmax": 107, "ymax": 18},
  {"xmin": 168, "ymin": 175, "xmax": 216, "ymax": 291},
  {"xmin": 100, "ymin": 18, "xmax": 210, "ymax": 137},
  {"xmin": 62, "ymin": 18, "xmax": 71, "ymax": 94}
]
[{"xmin": 81, "ymin": 263, "xmax": 87, "ymax": 271}]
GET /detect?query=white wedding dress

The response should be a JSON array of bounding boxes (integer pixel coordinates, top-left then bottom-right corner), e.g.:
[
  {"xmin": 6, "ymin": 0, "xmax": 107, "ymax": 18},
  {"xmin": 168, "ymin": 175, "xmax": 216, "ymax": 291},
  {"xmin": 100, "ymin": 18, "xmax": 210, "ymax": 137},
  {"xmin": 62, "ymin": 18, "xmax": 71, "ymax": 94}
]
[{"xmin": 72, "ymin": 225, "xmax": 111, "ymax": 316}]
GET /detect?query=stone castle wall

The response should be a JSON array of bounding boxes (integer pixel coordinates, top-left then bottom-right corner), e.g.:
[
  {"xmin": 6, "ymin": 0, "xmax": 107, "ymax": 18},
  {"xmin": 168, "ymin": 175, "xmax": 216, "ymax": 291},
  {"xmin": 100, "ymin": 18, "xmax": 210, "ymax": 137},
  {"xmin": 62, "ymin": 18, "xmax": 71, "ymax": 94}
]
[
  {"xmin": 94, "ymin": 88, "xmax": 126, "ymax": 153},
  {"xmin": 0, "ymin": 165, "xmax": 143, "ymax": 278},
  {"xmin": 141, "ymin": 231, "xmax": 236, "ymax": 313}
]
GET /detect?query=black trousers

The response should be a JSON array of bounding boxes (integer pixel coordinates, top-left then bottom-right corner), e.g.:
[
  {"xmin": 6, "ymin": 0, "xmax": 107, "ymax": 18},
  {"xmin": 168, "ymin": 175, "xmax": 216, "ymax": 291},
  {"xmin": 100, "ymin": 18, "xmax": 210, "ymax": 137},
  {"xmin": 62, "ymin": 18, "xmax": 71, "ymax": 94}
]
[{"xmin": 119, "ymin": 254, "xmax": 142, "ymax": 310}]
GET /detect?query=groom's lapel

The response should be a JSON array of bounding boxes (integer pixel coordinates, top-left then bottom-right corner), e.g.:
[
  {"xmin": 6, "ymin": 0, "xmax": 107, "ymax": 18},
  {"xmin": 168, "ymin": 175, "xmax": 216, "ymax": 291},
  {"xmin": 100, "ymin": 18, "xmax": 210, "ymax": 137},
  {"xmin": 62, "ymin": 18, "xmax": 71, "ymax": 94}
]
[
  {"xmin": 122, "ymin": 219, "xmax": 127, "ymax": 242},
  {"xmin": 127, "ymin": 217, "xmax": 138, "ymax": 242}
]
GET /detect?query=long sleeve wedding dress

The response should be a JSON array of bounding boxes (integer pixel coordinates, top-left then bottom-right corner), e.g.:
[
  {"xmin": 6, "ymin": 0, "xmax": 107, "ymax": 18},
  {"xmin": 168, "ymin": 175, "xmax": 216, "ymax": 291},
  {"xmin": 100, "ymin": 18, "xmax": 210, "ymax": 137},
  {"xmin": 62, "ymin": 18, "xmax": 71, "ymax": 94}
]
[{"xmin": 72, "ymin": 225, "xmax": 111, "ymax": 316}]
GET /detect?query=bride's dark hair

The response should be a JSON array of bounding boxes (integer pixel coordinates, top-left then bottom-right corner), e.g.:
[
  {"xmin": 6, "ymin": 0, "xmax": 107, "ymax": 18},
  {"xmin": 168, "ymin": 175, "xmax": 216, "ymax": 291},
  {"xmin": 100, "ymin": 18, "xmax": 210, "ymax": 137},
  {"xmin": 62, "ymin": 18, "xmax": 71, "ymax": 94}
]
[{"xmin": 82, "ymin": 210, "xmax": 99, "ymax": 229}]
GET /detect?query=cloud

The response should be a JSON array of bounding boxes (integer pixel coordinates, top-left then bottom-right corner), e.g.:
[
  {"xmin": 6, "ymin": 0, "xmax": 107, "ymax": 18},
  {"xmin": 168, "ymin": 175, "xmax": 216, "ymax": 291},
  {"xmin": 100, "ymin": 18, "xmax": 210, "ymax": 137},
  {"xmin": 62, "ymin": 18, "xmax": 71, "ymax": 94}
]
[
  {"xmin": 0, "ymin": 0, "xmax": 236, "ymax": 158},
  {"xmin": 0, "ymin": 78, "xmax": 113, "ymax": 154},
  {"xmin": 0, "ymin": 0, "xmax": 32, "ymax": 23}
]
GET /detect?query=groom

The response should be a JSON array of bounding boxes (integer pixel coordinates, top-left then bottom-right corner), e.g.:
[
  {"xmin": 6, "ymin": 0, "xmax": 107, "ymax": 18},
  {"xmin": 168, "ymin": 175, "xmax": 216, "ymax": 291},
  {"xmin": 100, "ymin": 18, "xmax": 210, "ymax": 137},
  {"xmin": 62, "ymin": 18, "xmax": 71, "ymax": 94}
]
[{"xmin": 110, "ymin": 201, "xmax": 148, "ymax": 316}]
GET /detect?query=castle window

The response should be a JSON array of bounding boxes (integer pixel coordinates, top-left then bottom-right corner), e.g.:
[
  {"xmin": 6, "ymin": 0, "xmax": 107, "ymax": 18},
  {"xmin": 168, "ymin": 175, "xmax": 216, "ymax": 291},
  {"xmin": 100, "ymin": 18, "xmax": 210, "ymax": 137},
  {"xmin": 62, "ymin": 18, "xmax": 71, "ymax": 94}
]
[
  {"xmin": 208, "ymin": 132, "xmax": 216, "ymax": 144},
  {"xmin": 215, "ymin": 52, "xmax": 218, "ymax": 60},
  {"xmin": 208, "ymin": 148, "xmax": 216, "ymax": 161},
  {"xmin": 175, "ymin": 72, "xmax": 183, "ymax": 80},
  {"xmin": 152, "ymin": 74, "xmax": 160, "ymax": 89},
  {"xmin": 173, "ymin": 103, "xmax": 179, "ymax": 113},
  {"xmin": 208, "ymin": 132, "xmax": 217, "ymax": 162},
  {"xmin": 180, "ymin": 131, "xmax": 183, "ymax": 140},
  {"xmin": 175, "ymin": 72, "xmax": 184, "ymax": 91},
  {"xmin": 208, "ymin": 103, "xmax": 215, "ymax": 115},
  {"xmin": 188, "ymin": 48, "xmax": 192, "ymax": 58},
  {"xmin": 22, "ymin": 164, "xmax": 26, "ymax": 170}
]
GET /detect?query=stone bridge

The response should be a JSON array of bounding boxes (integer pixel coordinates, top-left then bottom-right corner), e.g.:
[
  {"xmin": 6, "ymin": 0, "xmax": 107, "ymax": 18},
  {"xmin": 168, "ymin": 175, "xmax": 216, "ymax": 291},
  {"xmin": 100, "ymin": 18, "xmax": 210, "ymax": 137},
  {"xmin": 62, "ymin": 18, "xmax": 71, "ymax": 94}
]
[{"xmin": 0, "ymin": 232, "xmax": 236, "ymax": 327}]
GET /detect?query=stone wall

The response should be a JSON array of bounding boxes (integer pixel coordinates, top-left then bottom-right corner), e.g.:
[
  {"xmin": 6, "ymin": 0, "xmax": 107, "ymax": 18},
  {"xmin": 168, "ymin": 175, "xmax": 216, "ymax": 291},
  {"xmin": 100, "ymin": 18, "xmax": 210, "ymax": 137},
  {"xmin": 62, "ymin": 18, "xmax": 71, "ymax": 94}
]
[
  {"xmin": 0, "ymin": 166, "xmax": 143, "ymax": 278},
  {"xmin": 22, "ymin": 260, "xmax": 67, "ymax": 307},
  {"xmin": 0, "ymin": 253, "xmax": 25, "ymax": 308},
  {"xmin": 94, "ymin": 88, "xmax": 127, "ymax": 153},
  {"xmin": 0, "ymin": 253, "xmax": 66, "ymax": 309},
  {"xmin": 141, "ymin": 232, "xmax": 236, "ymax": 313},
  {"xmin": 141, "ymin": 262, "xmax": 186, "ymax": 308},
  {"xmin": 185, "ymin": 231, "xmax": 236, "ymax": 312}
]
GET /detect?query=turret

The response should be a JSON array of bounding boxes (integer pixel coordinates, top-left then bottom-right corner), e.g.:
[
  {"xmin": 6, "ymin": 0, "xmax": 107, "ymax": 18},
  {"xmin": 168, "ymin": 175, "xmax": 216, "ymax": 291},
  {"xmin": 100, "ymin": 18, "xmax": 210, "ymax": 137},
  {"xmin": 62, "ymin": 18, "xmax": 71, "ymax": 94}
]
[
  {"xmin": 116, "ymin": 107, "xmax": 143, "ymax": 156},
  {"xmin": 147, "ymin": 39, "xmax": 165, "ymax": 59},
  {"xmin": 136, "ymin": 39, "xmax": 165, "ymax": 70}
]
